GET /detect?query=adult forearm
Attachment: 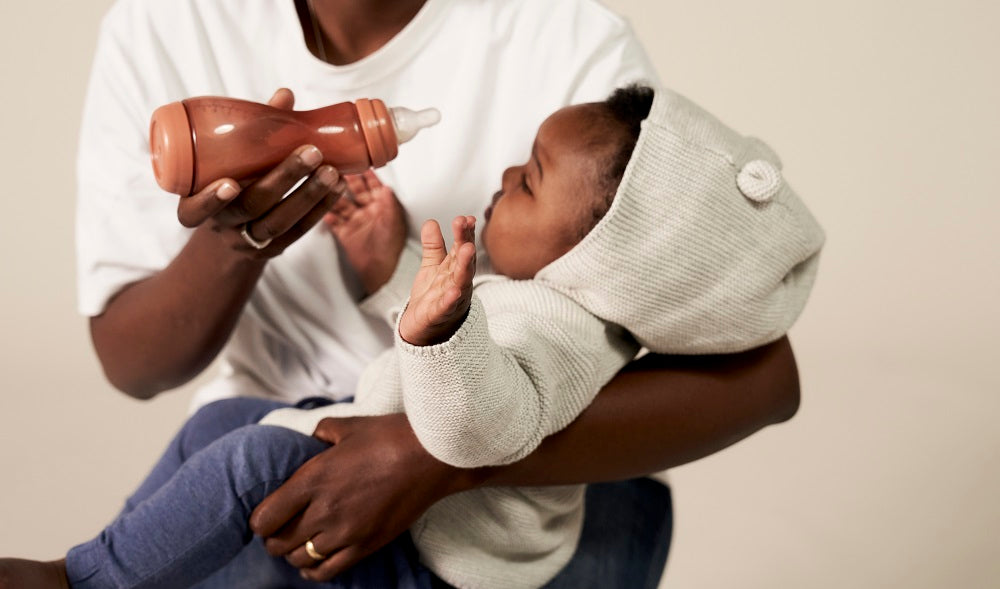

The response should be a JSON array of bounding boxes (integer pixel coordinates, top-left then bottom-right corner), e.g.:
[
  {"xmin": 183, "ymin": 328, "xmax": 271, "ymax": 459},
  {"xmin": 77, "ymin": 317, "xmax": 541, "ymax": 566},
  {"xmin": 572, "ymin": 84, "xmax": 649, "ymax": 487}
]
[
  {"xmin": 250, "ymin": 338, "xmax": 800, "ymax": 571},
  {"xmin": 90, "ymin": 225, "xmax": 266, "ymax": 399},
  {"xmin": 477, "ymin": 336, "xmax": 800, "ymax": 487}
]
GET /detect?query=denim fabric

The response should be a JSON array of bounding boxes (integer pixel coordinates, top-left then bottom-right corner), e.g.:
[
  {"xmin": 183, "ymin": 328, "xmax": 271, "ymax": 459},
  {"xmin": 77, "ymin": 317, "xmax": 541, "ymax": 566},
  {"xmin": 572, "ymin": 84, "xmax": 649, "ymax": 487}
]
[
  {"xmin": 66, "ymin": 397, "xmax": 672, "ymax": 588},
  {"xmin": 543, "ymin": 479, "xmax": 672, "ymax": 589}
]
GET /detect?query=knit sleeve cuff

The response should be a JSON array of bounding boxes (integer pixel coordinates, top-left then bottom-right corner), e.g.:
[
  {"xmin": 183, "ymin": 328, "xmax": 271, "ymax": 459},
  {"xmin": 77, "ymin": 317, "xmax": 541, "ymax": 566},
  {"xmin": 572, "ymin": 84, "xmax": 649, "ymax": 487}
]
[
  {"xmin": 393, "ymin": 295, "xmax": 513, "ymax": 467},
  {"xmin": 394, "ymin": 294, "xmax": 486, "ymax": 360},
  {"xmin": 396, "ymin": 295, "xmax": 489, "ymax": 358},
  {"xmin": 358, "ymin": 242, "xmax": 421, "ymax": 327}
]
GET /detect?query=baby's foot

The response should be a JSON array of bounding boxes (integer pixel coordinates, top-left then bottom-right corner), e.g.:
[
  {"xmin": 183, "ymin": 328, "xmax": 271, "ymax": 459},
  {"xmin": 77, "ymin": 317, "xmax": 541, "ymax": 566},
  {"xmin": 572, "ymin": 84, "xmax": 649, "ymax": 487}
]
[
  {"xmin": 399, "ymin": 216, "xmax": 477, "ymax": 346},
  {"xmin": 0, "ymin": 558, "xmax": 69, "ymax": 589},
  {"xmin": 324, "ymin": 170, "xmax": 408, "ymax": 294}
]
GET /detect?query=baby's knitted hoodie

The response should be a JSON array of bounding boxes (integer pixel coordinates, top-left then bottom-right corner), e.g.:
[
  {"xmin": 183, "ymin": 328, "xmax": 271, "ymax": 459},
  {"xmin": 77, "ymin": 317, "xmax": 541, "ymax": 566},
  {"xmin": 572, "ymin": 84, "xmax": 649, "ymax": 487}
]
[{"xmin": 261, "ymin": 87, "xmax": 825, "ymax": 588}]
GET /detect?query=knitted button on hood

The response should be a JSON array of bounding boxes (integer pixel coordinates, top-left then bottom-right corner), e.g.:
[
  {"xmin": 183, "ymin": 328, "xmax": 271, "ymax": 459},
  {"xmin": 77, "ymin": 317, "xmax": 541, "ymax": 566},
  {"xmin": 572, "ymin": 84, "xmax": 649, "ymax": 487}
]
[{"xmin": 535, "ymin": 87, "xmax": 825, "ymax": 354}]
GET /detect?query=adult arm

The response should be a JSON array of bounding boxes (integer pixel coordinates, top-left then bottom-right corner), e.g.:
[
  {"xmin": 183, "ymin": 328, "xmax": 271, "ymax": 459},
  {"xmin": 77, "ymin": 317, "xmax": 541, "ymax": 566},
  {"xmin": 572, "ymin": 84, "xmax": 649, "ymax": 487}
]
[
  {"xmin": 90, "ymin": 90, "xmax": 348, "ymax": 398},
  {"xmin": 251, "ymin": 335, "xmax": 799, "ymax": 580},
  {"xmin": 483, "ymin": 336, "xmax": 799, "ymax": 485}
]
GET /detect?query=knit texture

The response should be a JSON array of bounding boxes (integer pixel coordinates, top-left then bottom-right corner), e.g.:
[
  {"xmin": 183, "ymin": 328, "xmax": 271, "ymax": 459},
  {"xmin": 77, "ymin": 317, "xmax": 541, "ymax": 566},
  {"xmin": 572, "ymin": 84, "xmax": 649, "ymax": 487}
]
[
  {"xmin": 260, "ymin": 276, "xmax": 638, "ymax": 588},
  {"xmin": 261, "ymin": 86, "xmax": 825, "ymax": 588},
  {"xmin": 398, "ymin": 277, "xmax": 638, "ymax": 468},
  {"xmin": 536, "ymin": 87, "xmax": 825, "ymax": 353}
]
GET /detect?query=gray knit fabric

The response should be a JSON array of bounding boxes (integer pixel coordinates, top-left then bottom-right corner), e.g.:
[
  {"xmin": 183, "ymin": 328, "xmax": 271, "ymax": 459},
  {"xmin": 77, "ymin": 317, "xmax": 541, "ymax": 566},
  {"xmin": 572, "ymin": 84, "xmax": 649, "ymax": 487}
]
[
  {"xmin": 536, "ymin": 87, "xmax": 825, "ymax": 353},
  {"xmin": 261, "ymin": 277, "xmax": 639, "ymax": 588},
  {"xmin": 261, "ymin": 86, "xmax": 825, "ymax": 588}
]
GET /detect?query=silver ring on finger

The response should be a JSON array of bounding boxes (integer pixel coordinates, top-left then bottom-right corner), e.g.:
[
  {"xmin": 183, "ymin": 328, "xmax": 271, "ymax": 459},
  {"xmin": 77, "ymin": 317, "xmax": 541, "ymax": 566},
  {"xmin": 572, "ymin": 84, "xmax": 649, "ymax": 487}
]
[{"xmin": 240, "ymin": 223, "xmax": 273, "ymax": 249}]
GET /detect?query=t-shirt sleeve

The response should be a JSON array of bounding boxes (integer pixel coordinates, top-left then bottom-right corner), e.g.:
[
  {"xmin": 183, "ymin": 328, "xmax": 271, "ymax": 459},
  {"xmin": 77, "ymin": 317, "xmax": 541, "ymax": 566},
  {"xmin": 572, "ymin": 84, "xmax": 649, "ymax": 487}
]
[{"xmin": 75, "ymin": 6, "xmax": 192, "ymax": 317}]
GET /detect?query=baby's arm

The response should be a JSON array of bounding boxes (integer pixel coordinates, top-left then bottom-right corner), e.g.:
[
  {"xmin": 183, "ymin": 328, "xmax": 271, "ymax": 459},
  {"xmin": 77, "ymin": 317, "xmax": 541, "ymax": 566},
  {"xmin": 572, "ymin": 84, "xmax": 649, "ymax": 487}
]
[
  {"xmin": 397, "ymin": 216, "xmax": 477, "ymax": 346},
  {"xmin": 261, "ymin": 217, "xmax": 476, "ymax": 435},
  {"xmin": 325, "ymin": 170, "xmax": 421, "ymax": 326},
  {"xmin": 326, "ymin": 170, "xmax": 408, "ymax": 295},
  {"xmin": 396, "ymin": 220, "xmax": 639, "ymax": 467}
]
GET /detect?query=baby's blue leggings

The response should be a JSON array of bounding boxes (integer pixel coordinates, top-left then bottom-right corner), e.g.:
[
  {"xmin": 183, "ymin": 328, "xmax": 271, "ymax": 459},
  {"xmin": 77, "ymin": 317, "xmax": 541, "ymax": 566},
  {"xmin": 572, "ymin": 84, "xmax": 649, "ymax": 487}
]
[{"xmin": 65, "ymin": 397, "xmax": 671, "ymax": 588}]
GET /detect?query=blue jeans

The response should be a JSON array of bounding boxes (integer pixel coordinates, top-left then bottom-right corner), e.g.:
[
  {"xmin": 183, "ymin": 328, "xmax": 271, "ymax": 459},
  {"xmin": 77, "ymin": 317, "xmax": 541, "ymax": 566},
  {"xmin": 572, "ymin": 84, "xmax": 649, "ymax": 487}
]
[{"xmin": 66, "ymin": 398, "xmax": 671, "ymax": 588}]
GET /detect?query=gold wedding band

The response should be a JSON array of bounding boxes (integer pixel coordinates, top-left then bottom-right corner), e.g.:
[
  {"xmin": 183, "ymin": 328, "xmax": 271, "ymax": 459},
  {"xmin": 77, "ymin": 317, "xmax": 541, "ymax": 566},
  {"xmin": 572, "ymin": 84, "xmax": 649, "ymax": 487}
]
[
  {"xmin": 240, "ymin": 223, "xmax": 273, "ymax": 249},
  {"xmin": 304, "ymin": 538, "xmax": 327, "ymax": 562}
]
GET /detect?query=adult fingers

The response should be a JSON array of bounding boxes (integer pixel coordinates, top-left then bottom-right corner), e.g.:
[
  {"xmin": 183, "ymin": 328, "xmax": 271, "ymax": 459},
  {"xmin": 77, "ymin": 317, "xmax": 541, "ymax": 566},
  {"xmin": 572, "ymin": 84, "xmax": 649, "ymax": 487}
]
[
  {"xmin": 242, "ymin": 165, "xmax": 345, "ymax": 246},
  {"xmin": 282, "ymin": 531, "xmax": 340, "ymax": 570},
  {"xmin": 176, "ymin": 179, "xmax": 240, "ymax": 228},
  {"xmin": 301, "ymin": 545, "xmax": 368, "ymax": 583},
  {"xmin": 249, "ymin": 472, "xmax": 314, "ymax": 539},
  {"xmin": 263, "ymin": 179, "xmax": 345, "ymax": 251},
  {"xmin": 268, "ymin": 87, "xmax": 295, "ymax": 110},
  {"xmin": 261, "ymin": 510, "xmax": 314, "ymax": 557},
  {"xmin": 214, "ymin": 145, "xmax": 325, "ymax": 227},
  {"xmin": 311, "ymin": 416, "xmax": 359, "ymax": 445}
]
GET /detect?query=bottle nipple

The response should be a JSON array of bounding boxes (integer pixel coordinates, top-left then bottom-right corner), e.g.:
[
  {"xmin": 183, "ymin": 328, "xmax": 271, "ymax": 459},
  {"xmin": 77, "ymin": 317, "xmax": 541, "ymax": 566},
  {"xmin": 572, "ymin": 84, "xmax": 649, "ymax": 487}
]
[{"xmin": 390, "ymin": 107, "xmax": 442, "ymax": 144}]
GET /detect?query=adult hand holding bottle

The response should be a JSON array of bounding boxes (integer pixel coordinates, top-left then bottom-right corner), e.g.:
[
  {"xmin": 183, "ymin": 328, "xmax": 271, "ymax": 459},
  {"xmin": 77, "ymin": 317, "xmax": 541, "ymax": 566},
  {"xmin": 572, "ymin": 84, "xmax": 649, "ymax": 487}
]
[
  {"xmin": 175, "ymin": 88, "xmax": 349, "ymax": 256},
  {"xmin": 90, "ymin": 88, "xmax": 347, "ymax": 399}
]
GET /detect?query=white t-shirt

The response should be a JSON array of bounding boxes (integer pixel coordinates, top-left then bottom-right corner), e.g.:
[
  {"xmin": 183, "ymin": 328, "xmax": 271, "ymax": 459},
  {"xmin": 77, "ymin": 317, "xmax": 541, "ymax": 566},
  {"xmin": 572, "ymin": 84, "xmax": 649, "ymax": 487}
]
[{"xmin": 77, "ymin": 0, "xmax": 659, "ymax": 409}]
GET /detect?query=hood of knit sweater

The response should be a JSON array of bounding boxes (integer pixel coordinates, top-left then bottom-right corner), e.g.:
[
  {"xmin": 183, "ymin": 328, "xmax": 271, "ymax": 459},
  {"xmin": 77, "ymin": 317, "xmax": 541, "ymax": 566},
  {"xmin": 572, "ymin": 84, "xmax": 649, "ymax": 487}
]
[{"xmin": 534, "ymin": 87, "xmax": 825, "ymax": 354}]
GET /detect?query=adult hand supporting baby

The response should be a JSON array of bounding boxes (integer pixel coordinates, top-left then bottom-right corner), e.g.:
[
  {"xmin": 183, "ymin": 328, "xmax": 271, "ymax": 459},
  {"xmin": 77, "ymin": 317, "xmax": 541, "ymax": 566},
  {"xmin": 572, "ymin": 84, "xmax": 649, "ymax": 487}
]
[
  {"xmin": 250, "ymin": 335, "xmax": 799, "ymax": 580},
  {"xmin": 249, "ymin": 413, "xmax": 472, "ymax": 582}
]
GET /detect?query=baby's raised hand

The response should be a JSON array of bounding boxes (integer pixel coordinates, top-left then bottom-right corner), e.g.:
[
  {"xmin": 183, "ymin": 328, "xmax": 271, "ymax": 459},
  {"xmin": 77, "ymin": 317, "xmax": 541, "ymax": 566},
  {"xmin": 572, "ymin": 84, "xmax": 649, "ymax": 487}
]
[
  {"xmin": 398, "ymin": 216, "xmax": 477, "ymax": 346},
  {"xmin": 325, "ymin": 170, "xmax": 407, "ymax": 294}
]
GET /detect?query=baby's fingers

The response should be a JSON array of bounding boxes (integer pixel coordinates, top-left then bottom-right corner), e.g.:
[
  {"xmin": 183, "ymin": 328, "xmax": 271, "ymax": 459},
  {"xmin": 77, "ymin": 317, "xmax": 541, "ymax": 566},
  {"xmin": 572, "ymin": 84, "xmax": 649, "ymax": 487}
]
[
  {"xmin": 451, "ymin": 242, "xmax": 477, "ymax": 289},
  {"xmin": 362, "ymin": 169, "xmax": 384, "ymax": 190},
  {"xmin": 419, "ymin": 219, "xmax": 447, "ymax": 267},
  {"xmin": 429, "ymin": 284, "xmax": 463, "ymax": 319},
  {"xmin": 450, "ymin": 215, "xmax": 477, "ymax": 249},
  {"xmin": 344, "ymin": 173, "xmax": 369, "ymax": 204}
]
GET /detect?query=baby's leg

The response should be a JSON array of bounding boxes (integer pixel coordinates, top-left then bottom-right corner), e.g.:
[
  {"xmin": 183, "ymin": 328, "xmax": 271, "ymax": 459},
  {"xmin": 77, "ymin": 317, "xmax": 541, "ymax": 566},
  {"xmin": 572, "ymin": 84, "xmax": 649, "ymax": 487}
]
[
  {"xmin": 65, "ymin": 424, "xmax": 328, "ymax": 589},
  {"xmin": 122, "ymin": 397, "xmax": 291, "ymax": 514}
]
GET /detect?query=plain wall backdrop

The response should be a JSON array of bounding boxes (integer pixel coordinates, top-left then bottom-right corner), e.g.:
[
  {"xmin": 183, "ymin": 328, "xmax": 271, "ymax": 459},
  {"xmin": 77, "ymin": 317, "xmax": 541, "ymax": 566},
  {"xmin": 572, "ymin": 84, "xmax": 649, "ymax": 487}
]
[{"xmin": 1, "ymin": 1, "xmax": 997, "ymax": 587}]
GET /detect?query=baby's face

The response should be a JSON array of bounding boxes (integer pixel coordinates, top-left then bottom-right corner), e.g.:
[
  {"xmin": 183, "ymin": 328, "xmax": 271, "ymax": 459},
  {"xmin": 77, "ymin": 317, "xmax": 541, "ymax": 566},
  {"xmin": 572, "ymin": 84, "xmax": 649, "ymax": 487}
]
[{"xmin": 482, "ymin": 104, "xmax": 612, "ymax": 279}]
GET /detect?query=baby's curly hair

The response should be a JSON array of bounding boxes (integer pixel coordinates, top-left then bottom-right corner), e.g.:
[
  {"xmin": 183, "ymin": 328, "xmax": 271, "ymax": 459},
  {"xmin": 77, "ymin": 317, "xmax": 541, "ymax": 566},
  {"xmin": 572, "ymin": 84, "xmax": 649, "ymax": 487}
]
[{"xmin": 579, "ymin": 84, "xmax": 654, "ymax": 237}]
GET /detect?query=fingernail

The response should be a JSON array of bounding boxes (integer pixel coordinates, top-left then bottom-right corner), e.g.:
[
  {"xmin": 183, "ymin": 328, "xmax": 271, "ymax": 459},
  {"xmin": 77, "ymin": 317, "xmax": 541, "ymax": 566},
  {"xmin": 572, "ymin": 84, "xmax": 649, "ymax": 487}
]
[
  {"xmin": 317, "ymin": 165, "xmax": 338, "ymax": 186},
  {"xmin": 300, "ymin": 146, "xmax": 322, "ymax": 167},
  {"xmin": 217, "ymin": 182, "xmax": 238, "ymax": 200}
]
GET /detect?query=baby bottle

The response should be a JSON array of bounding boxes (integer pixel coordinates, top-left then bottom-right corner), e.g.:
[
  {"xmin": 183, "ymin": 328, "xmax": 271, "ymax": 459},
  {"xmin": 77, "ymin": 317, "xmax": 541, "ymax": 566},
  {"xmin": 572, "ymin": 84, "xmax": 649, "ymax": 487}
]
[{"xmin": 149, "ymin": 96, "xmax": 441, "ymax": 196}]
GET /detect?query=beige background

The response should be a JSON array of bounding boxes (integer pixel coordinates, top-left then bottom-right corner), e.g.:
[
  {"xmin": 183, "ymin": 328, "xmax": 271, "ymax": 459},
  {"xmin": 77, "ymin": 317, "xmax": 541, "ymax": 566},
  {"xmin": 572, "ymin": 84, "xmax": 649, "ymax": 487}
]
[{"xmin": 1, "ymin": 1, "xmax": 997, "ymax": 587}]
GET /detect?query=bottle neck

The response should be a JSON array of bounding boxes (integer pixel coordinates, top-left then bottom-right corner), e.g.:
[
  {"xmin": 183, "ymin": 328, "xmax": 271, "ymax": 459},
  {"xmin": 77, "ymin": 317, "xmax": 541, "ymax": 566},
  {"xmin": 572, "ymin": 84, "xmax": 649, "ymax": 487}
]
[{"xmin": 354, "ymin": 98, "xmax": 398, "ymax": 168}]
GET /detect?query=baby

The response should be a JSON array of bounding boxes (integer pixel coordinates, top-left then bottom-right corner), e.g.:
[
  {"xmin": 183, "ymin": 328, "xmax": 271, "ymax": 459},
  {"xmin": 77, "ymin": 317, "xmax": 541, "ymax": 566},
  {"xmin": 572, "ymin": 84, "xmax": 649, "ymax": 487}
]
[{"xmin": 0, "ymin": 84, "xmax": 823, "ymax": 589}]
